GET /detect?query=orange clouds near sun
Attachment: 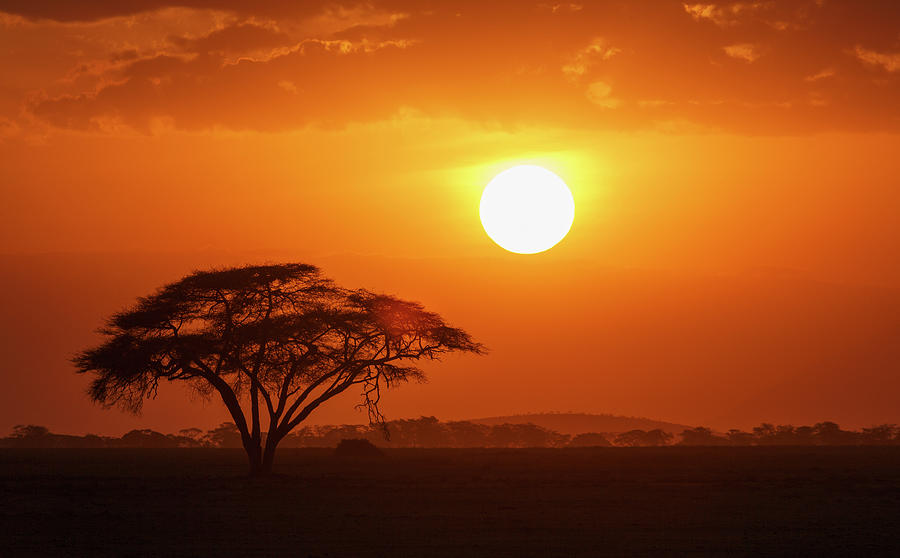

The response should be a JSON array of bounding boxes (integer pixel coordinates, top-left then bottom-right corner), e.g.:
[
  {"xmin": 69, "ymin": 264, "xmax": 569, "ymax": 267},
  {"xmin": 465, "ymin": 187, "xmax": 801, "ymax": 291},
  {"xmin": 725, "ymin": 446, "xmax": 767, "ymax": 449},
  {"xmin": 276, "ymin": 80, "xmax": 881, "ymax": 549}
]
[{"xmin": 0, "ymin": 1, "xmax": 897, "ymax": 136}]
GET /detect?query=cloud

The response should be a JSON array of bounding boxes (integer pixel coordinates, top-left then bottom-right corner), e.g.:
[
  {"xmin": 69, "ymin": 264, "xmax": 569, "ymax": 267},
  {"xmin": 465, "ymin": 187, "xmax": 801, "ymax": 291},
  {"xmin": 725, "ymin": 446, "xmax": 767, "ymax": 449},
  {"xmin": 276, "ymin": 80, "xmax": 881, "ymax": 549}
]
[
  {"xmin": 0, "ymin": 1, "xmax": 334, "ymax": 22},
  {"xmin": 723, "ymin": 43, "xmax": 760, "ymax": 62},
  {"xmin": 27, "ymin": 37, "xmax": 425, "ymax": 132},
  {"xmin": 562, "ymin": 37, "xmax": 621, "ymax": 79},
  {"xmin": 111, "ymin": 49, "xmax": 141, "ymax": 63},
  {"xmin": 854, "ymin": 46, "xmax": 900, "ymax": 73},
  {"xmin": 6, "ymin": 0, "xmax": 900, "ymax": 135},
  {"xmin": 169, "ymin": 23, "xmax": 294, "ymax": 55},
  {"xmin": 585, "ymin": 81, "xmax": 621, "ymax": 108},
  {"xmin": 682, "ymin": 1, "xmax": 818, "ymax": 30},
  {"xmin": 804, "ymin": 68, "xmax": 835, "ymax": 81},
  {"xmin": 683, "ymin": 3, "xmax": 722, "ymax": 24},
  {"xmin": 638, "ymin": 99, "xmax": 675, "ymax": 108},
  {"xmin": 277, "ymin": 79, "xmax": 298, "ymax": 94},
  {"xmin": 682, "ymin": 2, "xmax": 763, "ymax": 27},
  {"xmin": 545, "ymin": 3, "xmax": 584, "ymax": 14}
]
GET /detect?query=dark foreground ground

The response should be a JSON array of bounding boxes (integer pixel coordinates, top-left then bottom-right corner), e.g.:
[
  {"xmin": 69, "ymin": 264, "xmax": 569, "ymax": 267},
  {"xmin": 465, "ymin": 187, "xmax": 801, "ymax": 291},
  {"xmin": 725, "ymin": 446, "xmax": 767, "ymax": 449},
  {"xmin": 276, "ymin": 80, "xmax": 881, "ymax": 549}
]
[{"xmin": 2, "ymin": 447, "xmax": 900, "ymax": 557}]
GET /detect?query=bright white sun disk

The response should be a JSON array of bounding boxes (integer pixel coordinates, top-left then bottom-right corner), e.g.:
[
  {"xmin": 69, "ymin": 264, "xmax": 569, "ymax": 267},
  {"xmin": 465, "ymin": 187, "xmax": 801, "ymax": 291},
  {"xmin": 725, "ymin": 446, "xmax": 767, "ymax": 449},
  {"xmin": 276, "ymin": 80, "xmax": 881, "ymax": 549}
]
[{"xmin": 479, "ymin": 165, "xmax": 575, "ymax": 254}]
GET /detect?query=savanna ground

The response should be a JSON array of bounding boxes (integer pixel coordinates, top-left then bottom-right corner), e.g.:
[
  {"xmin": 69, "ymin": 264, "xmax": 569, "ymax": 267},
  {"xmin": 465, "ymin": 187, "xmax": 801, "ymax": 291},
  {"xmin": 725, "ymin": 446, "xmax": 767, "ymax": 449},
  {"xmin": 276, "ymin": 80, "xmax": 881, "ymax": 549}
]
[{"xmin": 2, "ymin": 447, "xmax": 899, "ymax": 557}]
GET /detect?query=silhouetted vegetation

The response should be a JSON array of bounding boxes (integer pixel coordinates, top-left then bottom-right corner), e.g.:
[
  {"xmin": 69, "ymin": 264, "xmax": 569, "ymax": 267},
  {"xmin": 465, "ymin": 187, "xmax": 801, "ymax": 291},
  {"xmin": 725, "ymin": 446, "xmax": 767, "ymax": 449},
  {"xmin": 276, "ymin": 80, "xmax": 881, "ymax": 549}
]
[
  {"xmin": 5, "ymin": 418, "xmax": 900, "ymax": 449},
  {"xmin": 72, "ymin": 263, "xmax": 483, "ymax": 475},
  {"xmin": 568, "ymin": 432, "xmax": 614, "ymax": 447},
  {"xmin": 471, "ymin": 412, "xmax": 692, "ymax": 435},
  {"xmin": 2, "ymin": 424, "xmax": 204, "ymax": 448},
  {"xmin": 613, "ymin": 428, "xmax": 674, "ymax": 447}
]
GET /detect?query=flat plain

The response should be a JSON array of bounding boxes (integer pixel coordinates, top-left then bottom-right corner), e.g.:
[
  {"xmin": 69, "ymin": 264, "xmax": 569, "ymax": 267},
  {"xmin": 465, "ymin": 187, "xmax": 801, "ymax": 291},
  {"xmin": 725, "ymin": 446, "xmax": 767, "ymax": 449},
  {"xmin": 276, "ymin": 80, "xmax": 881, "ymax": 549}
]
[{"xmin": 2, "ymin": 447, "xmax": 899, "ymax": 557}]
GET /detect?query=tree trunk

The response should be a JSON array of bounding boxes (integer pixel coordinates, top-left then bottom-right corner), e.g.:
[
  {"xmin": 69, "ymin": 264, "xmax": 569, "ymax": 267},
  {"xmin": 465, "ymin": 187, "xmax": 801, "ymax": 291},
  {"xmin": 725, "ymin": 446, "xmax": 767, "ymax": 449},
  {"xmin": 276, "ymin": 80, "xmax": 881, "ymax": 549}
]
[
  {"xmin": 259, "ymin": 432, "xmax": 280, "ymax": 475},
  {"xmin": 245, "ymin": 438, "xmax": 264, "ymax": 476},
  {"xmin": 260, "ymin": 445, "xmax": 276, "ymax": 475},
  {"xmin": 246, "ymin": 433, "xmax": 280, "ymax": 476}
]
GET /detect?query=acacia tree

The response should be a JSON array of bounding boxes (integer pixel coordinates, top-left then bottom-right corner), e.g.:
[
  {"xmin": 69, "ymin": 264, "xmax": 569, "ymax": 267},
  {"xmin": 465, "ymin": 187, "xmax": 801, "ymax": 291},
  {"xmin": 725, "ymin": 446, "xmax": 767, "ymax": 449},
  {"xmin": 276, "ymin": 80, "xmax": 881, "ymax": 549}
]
[{"xmin": 74, "ymin": 263, "xmax": 484, "ymax": 475}]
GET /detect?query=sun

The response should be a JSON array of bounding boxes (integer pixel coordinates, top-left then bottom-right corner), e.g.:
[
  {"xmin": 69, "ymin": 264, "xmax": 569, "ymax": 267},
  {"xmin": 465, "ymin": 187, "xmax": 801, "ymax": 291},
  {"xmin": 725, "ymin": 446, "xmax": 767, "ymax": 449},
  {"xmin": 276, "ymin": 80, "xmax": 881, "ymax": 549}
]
[{"xmin": 479, "ymin": 165, "xmax": 575, "ymax": 254}]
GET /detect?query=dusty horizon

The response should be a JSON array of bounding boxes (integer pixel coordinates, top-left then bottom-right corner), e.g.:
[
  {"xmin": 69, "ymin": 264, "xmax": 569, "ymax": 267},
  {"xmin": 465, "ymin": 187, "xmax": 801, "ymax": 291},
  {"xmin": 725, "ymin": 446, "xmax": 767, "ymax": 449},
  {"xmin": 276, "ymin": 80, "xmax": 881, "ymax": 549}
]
[{"xmin": 3, "ymin": 250, "xmax": 899, "ymax": 437}]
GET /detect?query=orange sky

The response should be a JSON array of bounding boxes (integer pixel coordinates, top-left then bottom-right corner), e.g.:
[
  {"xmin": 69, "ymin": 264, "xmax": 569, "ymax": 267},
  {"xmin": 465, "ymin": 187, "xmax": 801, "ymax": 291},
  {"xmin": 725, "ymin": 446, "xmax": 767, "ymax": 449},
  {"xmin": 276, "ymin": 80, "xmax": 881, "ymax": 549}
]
[{"xmin": 1, "ymin": 0, "xmax": 899, "ymax": 435}]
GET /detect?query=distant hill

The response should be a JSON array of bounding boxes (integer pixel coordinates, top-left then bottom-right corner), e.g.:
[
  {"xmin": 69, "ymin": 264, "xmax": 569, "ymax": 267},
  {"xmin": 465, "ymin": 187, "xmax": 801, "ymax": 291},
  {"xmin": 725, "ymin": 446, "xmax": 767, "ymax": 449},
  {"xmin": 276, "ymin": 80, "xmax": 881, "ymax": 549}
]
[{"xmin": 468, "ymin": 413, "xmax": 694, "ymax": 435}]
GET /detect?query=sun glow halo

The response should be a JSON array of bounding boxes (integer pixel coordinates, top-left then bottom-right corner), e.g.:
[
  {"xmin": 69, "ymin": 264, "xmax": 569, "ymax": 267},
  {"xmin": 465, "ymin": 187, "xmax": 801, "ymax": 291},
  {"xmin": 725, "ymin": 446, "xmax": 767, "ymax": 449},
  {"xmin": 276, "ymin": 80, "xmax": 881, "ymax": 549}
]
[{"xmin": 479, "ymin": 165, "xmax": 575, "ymax": 254}]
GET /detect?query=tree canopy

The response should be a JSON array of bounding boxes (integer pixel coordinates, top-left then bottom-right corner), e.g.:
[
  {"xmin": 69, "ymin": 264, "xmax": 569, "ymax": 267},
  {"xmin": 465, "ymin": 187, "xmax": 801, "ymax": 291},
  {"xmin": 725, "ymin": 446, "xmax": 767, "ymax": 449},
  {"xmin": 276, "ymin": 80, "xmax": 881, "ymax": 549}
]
[{"xmin": 74, "ymin": 263, "xmax": 484, "ymax": 474}]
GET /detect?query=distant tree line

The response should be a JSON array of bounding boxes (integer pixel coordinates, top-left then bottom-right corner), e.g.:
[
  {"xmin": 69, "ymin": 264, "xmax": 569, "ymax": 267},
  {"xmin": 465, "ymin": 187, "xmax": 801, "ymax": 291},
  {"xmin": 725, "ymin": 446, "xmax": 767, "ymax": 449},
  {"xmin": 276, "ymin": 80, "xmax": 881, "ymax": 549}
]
[
  {"xmin": 678, "ymin": 422, "xmax": 900, "ymax": 446},
  {"xmin": 4, "ymin": 418, "xmax": 900, "ymax": 449}
]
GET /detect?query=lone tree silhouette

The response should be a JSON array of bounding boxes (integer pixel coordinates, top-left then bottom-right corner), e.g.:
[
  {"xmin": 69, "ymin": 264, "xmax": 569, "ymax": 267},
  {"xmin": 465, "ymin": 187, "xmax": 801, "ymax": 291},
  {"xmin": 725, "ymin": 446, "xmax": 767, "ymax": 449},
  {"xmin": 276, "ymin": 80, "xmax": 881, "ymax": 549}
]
[{"xmin": 74, "ymin": 263, "xmax": 484, "ymax": 475}]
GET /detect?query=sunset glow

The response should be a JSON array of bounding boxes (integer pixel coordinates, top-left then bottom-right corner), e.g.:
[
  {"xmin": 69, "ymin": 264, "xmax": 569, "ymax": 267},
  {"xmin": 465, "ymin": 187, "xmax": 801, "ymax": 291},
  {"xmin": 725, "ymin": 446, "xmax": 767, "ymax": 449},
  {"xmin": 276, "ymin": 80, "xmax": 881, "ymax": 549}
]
[{"xmin": 0, "ymin": 0, "xmax": 898, "ymax": 437}]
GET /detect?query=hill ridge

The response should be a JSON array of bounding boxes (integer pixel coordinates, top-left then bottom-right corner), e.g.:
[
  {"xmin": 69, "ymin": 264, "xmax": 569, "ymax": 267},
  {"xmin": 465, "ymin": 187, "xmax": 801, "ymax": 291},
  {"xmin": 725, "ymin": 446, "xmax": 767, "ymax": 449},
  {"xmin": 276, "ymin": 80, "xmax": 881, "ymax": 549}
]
[{"xmin": 467, "ymin": 412, "xmax": 694, "ymax": 435}]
